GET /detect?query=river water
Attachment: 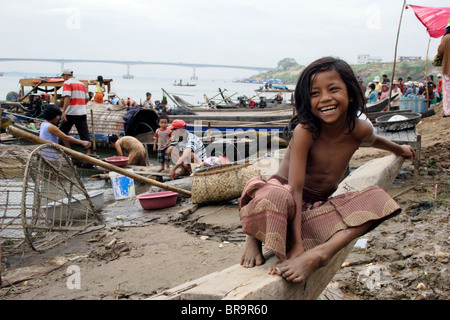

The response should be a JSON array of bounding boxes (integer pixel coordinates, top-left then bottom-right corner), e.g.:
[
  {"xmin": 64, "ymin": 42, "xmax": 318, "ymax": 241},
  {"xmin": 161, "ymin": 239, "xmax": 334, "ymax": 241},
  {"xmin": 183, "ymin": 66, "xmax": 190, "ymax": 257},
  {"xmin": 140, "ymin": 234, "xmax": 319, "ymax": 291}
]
[
  {"xmin": 0, "ymin": 74, "xmax": 288, "ymax": 226},
  {"xmin": 0, "ymin": 75, "xmax": 293, "ymax": 106}
]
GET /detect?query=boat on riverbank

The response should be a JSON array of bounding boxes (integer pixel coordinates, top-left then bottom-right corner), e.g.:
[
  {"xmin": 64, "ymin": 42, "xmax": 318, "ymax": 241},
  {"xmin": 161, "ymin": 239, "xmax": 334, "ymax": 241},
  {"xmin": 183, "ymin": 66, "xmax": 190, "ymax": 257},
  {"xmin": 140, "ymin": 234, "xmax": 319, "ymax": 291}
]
[
  {"xmin": 3, "ymin": 102, "xmax": 160, "ymax": 148},
  {"xmin": 163, "ymin": 88, "xmax": 293, "ymax": 111},
  {"xmin": 1, "ymin": 77, "xmax": 159, "ymax": 147}
]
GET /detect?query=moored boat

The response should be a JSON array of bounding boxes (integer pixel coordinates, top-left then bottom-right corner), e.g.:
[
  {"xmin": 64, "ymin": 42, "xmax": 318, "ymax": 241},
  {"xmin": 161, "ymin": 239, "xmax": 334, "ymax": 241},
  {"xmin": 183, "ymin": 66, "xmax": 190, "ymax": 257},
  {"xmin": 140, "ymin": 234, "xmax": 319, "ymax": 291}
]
[
  {"xmin": 366, "ymin": 94, "xmax": 399, "ymax": 113},
  {"xmin": 2, "ymin": 77, "xmax": 159, "ymax": 148}
]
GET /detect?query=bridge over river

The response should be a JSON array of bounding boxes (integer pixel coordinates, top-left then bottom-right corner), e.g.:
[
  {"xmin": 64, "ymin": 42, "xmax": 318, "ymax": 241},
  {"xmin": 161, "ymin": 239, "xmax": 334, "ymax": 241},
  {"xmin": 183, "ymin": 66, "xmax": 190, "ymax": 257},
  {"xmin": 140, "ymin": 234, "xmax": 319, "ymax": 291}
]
[{"xmin": 0, "ymin": 57, "xmax": 274, "ymax": 80}]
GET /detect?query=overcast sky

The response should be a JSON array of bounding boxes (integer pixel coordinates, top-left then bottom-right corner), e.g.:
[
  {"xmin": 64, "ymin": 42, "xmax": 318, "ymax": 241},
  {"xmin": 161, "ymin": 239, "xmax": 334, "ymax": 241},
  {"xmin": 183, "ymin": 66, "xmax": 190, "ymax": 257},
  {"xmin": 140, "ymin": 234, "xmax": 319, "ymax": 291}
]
[{"xmin": 0, "ymin": 0, "xmax": 448, "ymax": 79}]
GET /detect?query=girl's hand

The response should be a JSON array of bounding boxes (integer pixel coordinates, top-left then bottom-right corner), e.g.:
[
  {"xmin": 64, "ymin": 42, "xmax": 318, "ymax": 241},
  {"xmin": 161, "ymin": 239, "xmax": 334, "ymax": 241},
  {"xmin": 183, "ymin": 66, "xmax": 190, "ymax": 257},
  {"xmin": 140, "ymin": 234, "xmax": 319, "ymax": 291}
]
[{"xmin": 397, "ymin": 145, "xmax": 416, "ymax": 160}]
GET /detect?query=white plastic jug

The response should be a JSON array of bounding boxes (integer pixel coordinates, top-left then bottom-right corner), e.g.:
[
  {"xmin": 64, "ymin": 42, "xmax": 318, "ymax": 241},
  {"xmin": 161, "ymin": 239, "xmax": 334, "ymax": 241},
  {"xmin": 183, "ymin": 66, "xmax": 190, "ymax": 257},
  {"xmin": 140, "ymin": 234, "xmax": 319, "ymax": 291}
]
[{"xmin": 109, "ymin": 169, "xmax": 135, "ymax": 200}]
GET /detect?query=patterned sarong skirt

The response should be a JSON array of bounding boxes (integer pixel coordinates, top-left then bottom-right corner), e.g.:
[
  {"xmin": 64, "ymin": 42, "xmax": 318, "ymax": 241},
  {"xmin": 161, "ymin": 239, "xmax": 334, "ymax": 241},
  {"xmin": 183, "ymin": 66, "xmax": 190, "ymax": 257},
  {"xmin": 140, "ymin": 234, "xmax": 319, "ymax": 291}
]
[{"xmin": 238, "ymin": 175, "xmax": 401, "ymax": 260}]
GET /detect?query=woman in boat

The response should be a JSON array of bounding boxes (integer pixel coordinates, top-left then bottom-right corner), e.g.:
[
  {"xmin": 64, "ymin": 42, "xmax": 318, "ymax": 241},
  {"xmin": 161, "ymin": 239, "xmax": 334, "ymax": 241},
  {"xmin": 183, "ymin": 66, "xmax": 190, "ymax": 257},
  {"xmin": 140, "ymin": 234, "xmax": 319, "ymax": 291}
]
[{"xmin": 94, "ymin": 75, "xmax": 105, "ymax": 103}]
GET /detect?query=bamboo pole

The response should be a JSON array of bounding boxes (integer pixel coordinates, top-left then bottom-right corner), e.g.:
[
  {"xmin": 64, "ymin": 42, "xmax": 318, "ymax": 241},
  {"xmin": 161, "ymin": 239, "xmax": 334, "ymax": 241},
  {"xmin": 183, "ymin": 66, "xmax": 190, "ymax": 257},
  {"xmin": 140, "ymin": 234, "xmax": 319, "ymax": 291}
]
[
  {"xmin": 389, "ymin": 0, "xmax": 407, "ymax": 111},
  {"xmin": 161, "ymin": 88, "xmax": 181, "ymax": 107},
  {"xmin": 6, "ymin": 126, "xmax": 192, "ymax": 196},
  {"xmin": 200, "ymin": 91, "xmax": 228, "ymax": 108},
  {"xmin": 425, "ymin": 37, "xmax": 431, "ymax": 102}
]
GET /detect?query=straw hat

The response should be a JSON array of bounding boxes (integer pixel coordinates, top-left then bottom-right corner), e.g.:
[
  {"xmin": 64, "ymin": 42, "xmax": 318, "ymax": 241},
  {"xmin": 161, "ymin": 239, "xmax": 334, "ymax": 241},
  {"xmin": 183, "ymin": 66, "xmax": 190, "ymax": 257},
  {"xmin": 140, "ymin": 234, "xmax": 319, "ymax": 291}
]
[{"xmin": 446, "ymin": 17, "xmax": 450, "ymax": 28}]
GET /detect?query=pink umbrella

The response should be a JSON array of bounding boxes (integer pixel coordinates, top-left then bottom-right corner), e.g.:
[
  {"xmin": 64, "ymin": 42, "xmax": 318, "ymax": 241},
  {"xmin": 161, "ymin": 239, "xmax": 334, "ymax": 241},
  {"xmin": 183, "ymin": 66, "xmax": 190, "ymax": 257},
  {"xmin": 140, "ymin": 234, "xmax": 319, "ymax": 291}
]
[{"xmin": 407, "ymin": 5, "xmax": 450, "ymax": 38}]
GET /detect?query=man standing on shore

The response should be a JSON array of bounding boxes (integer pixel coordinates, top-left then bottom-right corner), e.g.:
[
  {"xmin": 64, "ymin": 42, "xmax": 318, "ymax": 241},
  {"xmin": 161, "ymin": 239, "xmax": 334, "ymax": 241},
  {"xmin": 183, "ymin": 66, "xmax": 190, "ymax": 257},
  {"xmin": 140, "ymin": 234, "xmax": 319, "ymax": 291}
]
[{"xmin": 59, "ymin": 68, "xmax": 92, "ymax": 154}]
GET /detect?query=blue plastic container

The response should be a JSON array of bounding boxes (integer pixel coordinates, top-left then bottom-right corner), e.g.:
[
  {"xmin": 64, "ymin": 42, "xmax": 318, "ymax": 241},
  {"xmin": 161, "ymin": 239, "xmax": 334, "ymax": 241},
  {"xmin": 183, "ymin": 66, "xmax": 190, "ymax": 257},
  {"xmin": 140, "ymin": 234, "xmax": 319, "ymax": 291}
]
[{"xmin": 399, "ymin": 94, "xmax": 428, "ymax": 113}]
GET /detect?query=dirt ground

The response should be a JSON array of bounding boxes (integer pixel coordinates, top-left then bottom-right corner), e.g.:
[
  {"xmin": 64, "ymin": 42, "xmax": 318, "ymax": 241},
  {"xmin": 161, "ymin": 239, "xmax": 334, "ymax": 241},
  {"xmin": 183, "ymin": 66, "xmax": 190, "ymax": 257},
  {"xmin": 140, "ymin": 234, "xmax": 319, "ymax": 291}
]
[{"xmin": 0, "ymin": 104, "xmax": 448, "ymax": 300}]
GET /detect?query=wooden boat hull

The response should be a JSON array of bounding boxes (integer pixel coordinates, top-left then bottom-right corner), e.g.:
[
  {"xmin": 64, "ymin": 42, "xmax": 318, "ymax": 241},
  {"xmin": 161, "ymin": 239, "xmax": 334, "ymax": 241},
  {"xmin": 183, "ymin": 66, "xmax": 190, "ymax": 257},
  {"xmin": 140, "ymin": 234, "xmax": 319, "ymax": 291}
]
[
  {"xmin": 186, "ymin": 122, "xmax": 286, "ymax": 134},
  {"xmin": 174, "ymin": 108, "xmax": 293, "ymax": 123},
  {"xmin": 366, "ymin": 94, "xmax": 399, "ymax": 113},
  {"xmin": 214, "ymin": 103, "xmax": 292, "ymax": 110},
  {"xmin": 187, "ymin": 120, "xmax": 289, "ymax": 151},
  {"xmin": 3, "ymin": 103, "xmax": 160, "ymax": 148},
  {"xmin": 150, "ymin": 155, "xmax": 405, "ymax": 300}
]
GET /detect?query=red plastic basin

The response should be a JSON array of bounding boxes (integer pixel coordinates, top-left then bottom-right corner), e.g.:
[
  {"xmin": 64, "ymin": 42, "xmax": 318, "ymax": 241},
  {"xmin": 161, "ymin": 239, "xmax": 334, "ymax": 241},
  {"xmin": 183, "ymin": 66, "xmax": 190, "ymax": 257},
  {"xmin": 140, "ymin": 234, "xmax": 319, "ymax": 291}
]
[
  {"xmin": 136, "ymin": 191, "xmax": 178, "ymax": 210},
  {"xmin": 105, "ymin": 156, "xmax": 129, "ymax": 167}
]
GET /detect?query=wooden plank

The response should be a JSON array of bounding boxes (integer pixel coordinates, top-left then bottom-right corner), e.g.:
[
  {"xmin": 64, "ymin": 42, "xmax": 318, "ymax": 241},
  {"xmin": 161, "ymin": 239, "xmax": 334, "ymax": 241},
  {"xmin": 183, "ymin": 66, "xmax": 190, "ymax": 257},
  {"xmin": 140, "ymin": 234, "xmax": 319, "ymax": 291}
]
[{"xmin": 150, "ymin": 154, "xmax": 405, "ymax": 300}]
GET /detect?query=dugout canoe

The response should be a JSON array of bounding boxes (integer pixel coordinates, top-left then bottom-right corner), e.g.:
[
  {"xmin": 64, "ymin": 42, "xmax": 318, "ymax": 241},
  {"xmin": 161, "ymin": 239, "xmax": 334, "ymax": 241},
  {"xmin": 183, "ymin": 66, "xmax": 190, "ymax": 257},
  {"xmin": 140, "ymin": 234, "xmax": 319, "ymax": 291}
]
[{"xmin": 150, "ymin": 154, "xmax": 405, "ymax": 300}]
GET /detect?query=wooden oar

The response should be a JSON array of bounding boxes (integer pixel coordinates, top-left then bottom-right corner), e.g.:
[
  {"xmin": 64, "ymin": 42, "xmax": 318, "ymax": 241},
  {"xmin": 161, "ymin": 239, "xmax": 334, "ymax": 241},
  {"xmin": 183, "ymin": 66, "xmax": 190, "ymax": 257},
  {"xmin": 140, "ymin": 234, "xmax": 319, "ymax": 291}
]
[{"xmin": 6, "ymin": 126, "xmax": 192, "ymax": 196}]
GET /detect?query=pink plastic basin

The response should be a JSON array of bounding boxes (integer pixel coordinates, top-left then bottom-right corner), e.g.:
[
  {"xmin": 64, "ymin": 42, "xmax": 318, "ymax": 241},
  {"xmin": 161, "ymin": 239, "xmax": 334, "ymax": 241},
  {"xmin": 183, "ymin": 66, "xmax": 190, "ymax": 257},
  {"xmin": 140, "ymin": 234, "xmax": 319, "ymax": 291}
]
[
  {"xmin": 136, "ymin": 191, "xmax": 178, "ymax": 210},
  {"xmin": 105, "ymin": 156, "xmax": 129, "ymax": 167}
]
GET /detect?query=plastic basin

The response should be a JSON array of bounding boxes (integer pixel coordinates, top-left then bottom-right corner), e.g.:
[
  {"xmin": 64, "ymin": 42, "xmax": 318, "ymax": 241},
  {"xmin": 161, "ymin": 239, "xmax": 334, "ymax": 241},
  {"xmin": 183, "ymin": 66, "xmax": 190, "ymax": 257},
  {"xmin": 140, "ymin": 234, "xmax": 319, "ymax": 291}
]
[
  {"xmin": 105, "ymin": 156, "xmax": 129, "ymax": 167},
  {"xmin": 136, "ymin": 191, "xmax": 178, "ymax": 210}
]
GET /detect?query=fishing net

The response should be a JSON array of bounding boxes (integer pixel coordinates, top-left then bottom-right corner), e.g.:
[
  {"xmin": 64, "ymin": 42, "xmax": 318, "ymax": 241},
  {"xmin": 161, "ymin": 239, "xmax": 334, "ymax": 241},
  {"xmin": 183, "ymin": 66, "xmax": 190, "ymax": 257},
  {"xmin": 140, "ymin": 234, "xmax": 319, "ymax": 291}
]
[
  {"xmin": 0, "ymin": 144, "xmax": 102, "ymax": 255},
  {"xmin": 0, "ymin": 144, "xmax": 35, "ymax": 180}
]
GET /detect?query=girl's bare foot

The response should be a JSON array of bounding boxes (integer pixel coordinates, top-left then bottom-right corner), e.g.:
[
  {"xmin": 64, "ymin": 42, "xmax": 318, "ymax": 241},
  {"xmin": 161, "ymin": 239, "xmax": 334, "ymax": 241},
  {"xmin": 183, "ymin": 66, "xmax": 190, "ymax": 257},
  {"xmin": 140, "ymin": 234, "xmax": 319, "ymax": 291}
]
[
  {"xmin": 240, "ymin": 235, "xmax": 265, "ymax": 268},
  {"xmin": 273, "ymin": 245, "xmax": 327, "ymax": 283}
]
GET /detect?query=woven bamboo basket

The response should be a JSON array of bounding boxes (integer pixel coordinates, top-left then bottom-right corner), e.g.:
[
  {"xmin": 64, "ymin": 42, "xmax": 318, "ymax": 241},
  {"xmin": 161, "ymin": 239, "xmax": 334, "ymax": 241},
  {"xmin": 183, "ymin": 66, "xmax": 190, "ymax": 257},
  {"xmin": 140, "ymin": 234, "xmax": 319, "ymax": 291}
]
[{"xmin": 191, "ymin": 162, "xmax": 261, "ymax": 204}]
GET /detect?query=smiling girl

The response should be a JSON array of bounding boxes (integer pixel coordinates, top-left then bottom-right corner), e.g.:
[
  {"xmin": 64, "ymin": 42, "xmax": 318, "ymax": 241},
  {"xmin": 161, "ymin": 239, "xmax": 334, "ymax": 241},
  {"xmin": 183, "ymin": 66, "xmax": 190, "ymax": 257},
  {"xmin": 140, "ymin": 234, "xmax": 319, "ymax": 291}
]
[{"xmin": 238, "ymin": 57, "xmax": 415, "ymax": 283}]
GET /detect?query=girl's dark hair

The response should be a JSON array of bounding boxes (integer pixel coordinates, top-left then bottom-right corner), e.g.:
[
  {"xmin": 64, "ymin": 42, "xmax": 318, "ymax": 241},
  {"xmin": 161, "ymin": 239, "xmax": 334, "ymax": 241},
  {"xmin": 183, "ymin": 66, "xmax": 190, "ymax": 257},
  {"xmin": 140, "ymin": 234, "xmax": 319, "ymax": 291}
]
[
  {"xmin": 287, "ymin": 57, "xmax": 366, "ymax": 139},
  {"xmin": 108, "ymin": 134, "xmax": 118, "ymax": 144},
  {"xmin": 97, "ymin": 75, "xmax": 104, "ymax": 86},
  {"xmin": 43, "ymin": 105, "xmax": 62, "ymax": 120}
]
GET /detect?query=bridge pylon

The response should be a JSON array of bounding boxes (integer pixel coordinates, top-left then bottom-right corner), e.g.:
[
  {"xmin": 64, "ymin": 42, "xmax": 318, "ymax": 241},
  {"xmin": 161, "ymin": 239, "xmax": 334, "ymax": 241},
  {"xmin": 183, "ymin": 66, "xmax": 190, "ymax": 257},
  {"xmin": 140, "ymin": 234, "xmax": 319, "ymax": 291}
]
[
  {"xmin": 190, "ymin": 67, "xmax": 198, "ymax": 81},
  {"xmin": 123, "ymin": 64, "xmax": 134, "ymax": 79}
]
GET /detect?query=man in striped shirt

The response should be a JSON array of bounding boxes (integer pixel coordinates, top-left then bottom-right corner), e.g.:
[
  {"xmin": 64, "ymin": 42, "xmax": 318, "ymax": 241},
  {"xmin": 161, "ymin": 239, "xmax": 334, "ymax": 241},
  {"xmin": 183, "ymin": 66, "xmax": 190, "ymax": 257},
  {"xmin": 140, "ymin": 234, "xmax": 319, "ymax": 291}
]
[{"xmin": 59, "ymin": 68, "xmax": 91, "ymax": 154}]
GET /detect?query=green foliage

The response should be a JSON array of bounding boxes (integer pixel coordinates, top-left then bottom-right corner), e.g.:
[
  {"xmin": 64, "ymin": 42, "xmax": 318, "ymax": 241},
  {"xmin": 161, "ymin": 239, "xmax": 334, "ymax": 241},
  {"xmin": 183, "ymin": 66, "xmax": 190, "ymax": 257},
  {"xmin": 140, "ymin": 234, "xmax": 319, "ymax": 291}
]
[
  {"xmin": 277, "ymin": 58, "xmax": 299, "ymax": 71},
  {"xmin": 254, "ymin": 59, "xmax": 442, "ymax": 85}
]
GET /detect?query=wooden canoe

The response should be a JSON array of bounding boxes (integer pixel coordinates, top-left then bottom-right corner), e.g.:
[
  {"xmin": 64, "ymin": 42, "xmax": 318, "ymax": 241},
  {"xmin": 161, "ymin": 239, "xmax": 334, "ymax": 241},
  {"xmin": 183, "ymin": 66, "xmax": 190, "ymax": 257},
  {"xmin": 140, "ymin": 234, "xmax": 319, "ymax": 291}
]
[
  {"xmin": 149, "ymin": 154, "xmax": 405, "ymax": 300},
  {"xmin": 366, "ymin": 94, "xmax": 399, "ymax": 113}
]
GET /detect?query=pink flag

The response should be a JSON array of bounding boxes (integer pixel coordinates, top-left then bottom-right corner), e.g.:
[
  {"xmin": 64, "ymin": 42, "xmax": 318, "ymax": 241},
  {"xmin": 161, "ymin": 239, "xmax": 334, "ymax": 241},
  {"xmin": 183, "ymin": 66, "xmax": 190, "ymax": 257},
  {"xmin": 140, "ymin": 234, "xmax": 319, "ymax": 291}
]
[{"xmin": 407, "ymin": 5, "xmax": 450, "ymax": 38}]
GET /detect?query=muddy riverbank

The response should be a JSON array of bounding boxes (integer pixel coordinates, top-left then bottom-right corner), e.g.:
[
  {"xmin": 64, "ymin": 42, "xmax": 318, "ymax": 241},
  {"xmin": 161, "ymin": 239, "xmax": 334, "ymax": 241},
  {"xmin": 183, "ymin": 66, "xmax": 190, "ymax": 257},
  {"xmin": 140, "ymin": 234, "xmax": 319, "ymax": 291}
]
[{"xmin": 0, "ymin": 104, "xmax": 448, "ymax": 300}]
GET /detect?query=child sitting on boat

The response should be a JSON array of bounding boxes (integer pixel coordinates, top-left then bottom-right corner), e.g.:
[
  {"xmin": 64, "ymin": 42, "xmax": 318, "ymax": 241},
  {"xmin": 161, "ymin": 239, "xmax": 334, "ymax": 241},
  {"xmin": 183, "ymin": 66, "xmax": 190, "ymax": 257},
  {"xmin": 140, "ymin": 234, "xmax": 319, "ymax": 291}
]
[{"xmin": 239, "ymin": 57, "xmax": 415, "ymax": 283}]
